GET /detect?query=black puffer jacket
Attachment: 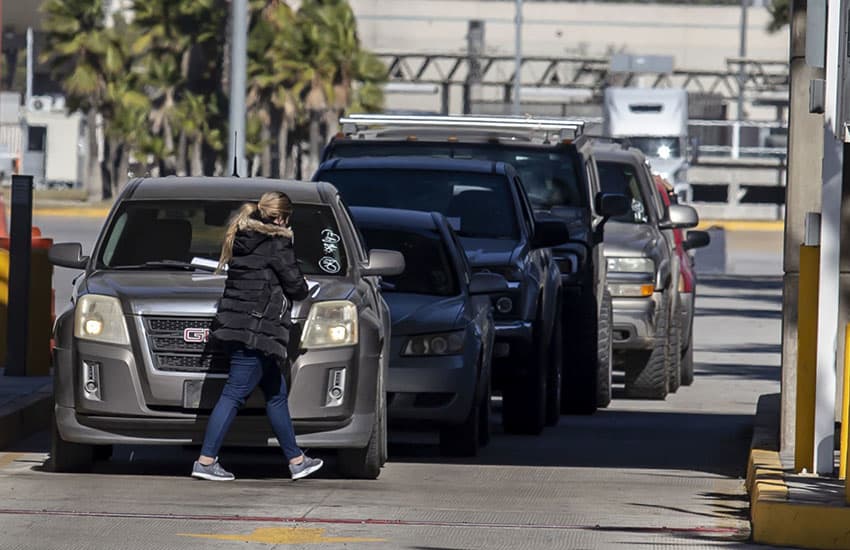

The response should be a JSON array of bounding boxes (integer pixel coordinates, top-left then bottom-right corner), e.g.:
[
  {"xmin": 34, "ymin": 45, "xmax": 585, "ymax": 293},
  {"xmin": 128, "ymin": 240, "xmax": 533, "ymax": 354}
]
[{"xmin": 211, "ymin": 218, "xmax": 309, "ymax": 362}]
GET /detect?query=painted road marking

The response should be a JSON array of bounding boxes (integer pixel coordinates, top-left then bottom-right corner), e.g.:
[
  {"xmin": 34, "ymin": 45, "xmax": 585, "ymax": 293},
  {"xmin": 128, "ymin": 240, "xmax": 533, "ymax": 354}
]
[
  {"xmin": 178, "ymin": 527, "xmax": 384, "ymax": 544},
  {"xmin": 0, "ymin": 507, "xmax": 746, "ymax": 536},
  {"xmin": 0, "ymin": 453, "xmax": 24, "ymax": 470}
]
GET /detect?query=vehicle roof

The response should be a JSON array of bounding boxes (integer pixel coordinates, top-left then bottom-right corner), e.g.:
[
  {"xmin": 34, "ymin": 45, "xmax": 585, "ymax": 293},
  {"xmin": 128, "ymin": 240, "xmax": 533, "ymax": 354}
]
[
  {"xmin": 591, "ymin": 143, "xmax": 649, "ymax": 165},
  {"xmin": 317, "ymin": 156, "xmax": 510, "ymax": 175},
  {"xmin": 124, "ymin": 177, "xmax": 330, "ymax": 204},
  {"xmin": 349, "ymin": 206, "xmax": 444, "ymax": 233}
]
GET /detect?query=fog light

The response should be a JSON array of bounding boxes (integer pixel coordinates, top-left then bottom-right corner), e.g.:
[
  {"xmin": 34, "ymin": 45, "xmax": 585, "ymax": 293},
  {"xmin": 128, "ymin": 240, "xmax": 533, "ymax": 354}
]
[
  {"xmin": 326, "ymin": 368, "xmax": 346, "ymax": 407},
  {"xmin": 496, "ymin": 297, "xmax": 513, "ymax": 314},
  {"xmin": 82, "ymin": 360, "xmax": 101, "ymax": 400}
]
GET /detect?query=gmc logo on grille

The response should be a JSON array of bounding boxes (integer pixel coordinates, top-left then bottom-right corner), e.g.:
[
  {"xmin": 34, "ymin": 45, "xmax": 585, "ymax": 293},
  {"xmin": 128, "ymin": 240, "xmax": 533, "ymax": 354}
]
[{"xmin": 183, "ymin": 328, "xmax": 210, "ymax": 343}]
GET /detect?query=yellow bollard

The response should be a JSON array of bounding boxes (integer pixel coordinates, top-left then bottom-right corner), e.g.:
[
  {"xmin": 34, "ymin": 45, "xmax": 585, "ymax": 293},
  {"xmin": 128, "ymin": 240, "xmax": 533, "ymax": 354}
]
[
  {"xmin": 795, "ymin": 244, "xmax": 819, "ymax": 473},
  {"xmin": 842, "ymin": 324, "xmax": 850, "ymax": 482}
]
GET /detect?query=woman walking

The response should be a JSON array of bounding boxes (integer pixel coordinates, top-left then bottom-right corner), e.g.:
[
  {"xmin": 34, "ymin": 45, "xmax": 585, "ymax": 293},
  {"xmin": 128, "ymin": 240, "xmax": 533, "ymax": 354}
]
[{"xmin": 192, "ymin": 192, "xmax": 323, "ymax": 481}]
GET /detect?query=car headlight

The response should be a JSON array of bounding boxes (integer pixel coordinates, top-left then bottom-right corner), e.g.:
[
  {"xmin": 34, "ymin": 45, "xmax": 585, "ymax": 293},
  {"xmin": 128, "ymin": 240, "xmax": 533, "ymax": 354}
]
[
  {"xmin": 402, "ymin": 331, "xmax": 465, "ymax": 356},
  {"xmin": 608, "ymin": 283, "xmax": 655, "ymax": 298},
  {"xmin": 74, "ymin": 294, "xmax": 130, "ymax": 345},
  {"xmin": 606, "ymin": 257, "xmax": 655, "ymax": 274},
  {"xmin": 301, "ymin": 300, "xmax": 359, "ymax": 349}
]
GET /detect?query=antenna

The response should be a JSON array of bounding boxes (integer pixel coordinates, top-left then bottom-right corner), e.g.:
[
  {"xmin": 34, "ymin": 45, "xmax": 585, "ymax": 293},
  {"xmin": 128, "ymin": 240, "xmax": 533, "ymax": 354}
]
[{"xmin": 231, "ymin": 132, "xmax": 239, "ymax": 177}]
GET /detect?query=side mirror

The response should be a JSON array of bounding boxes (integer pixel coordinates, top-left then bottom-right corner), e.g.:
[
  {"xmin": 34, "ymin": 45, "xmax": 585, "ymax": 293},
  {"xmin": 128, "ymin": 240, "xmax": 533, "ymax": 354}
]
[
  {"xmin": 659, "ymin": 204, "xmax": 699, "ymax": 230},
  {"xmin": 683, "ymin": 230, "xmax": 710, "ymax": 251},
  {"xmin": 468, "ymin": 272, "xmax": 509, "ymax": 295},
  {"xmin": 595, "ymin": 192, "xmax": 630, "ymax": 219},
  {"xmin": 362, "ymin": 249, "xmax": 405, "ymax": 277},
  {"xmin": 49, "ymin": 243, "xmax": 89, "ymax": 270},
  {"xmin": 531, "ymin": 218, "xmax": 570, "ymax": 249}
]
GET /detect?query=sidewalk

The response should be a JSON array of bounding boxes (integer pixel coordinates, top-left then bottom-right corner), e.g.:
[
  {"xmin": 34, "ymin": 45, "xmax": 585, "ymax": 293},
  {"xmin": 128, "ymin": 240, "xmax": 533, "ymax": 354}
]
[
  {"xmin": 0, "ymin": 369, "xmax": 52, "ymax": 450},
  {"xmin": 747, "ymin": 393, "xmax": 850, "ymax": 549}
]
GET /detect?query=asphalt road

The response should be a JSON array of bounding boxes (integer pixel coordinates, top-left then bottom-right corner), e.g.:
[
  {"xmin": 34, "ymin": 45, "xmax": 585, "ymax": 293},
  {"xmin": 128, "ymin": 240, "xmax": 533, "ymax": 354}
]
[{"xmin": 0, "ymin": 216, "xmax": 788, "ymax": 549}]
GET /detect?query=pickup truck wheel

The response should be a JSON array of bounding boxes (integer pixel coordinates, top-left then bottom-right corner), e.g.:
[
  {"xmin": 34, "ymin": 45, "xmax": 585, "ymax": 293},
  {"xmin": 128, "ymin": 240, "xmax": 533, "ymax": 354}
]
[
  {"xmin": 439, "ymin": 393, "xmax": 481, "ymax": 457},
  {"xmin": 561, "ymin": 292, "xmax": 599, "ymax": 415},
  {"xmin": 48, "ymin": 419, "xmax": 93, "ymax": 473},
  {"xmin": 502, "ymin": 344, "xmax": 546, "ymax": 435},
  {"xmin": 596, "ymin": 290, "xmax": 613, "ymax": 408},
  {"xmin": 624, "ymin": 293, "xmax": 670, "ymax": 400},
  {"xmin": 667, "ymin": 305, "xmax": 682, "ymax": 393},
  {"xmin": 545, "ymin": 313, "xmax": 563, "ymax": 426},
  {"xmin": 681, "ymin": 340, "xmax": 695, "ymax": 386},
  {"xmin": 337, "ymin": 403, "xmax": 384, "ymax": 479}
]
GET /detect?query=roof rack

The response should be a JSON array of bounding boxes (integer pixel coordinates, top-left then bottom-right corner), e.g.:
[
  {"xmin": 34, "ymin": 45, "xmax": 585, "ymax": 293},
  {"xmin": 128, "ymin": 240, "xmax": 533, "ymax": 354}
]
[{"xmin": 339, "ymin": 114, "xmax": 585, "ymax": 141}]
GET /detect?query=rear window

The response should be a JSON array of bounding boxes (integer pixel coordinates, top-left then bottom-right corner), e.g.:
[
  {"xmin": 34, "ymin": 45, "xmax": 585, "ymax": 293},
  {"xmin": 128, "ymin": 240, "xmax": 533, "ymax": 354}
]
[
  {"xmin": 359, "ymin": 226, "xmax": 459, "ymax": 297},
  {"xmin": 597, "ymin": 161, "xmax": 650, "ymax": 224},
  {"xmin": 318, "ymin": 168, "xmax": 519, "ymax": 240},
  {"xmin": 327, "ymin": 142, "xmax": 585, "ymax": 209},
  {"xmin": 97, "ymin": 200, "xmax": 348, "ymax": 276}
]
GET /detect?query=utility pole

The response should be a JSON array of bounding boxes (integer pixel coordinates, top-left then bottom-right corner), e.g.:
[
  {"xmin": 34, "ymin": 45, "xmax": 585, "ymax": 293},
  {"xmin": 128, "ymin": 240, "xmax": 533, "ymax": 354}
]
[
  {"xmin": 25, "ymin": 28, "xmax": 33, "ymax": 107},
  {"xmin": 513, "ymin": 0, "xmax": 523, "ymax": 115},
  {"xmin": 733, "ymin": 0, "xmax": 748, "ymax": 158},
  {"xmin": 227, "ymin": 0, "xmax": 247, "ymax": 176}
]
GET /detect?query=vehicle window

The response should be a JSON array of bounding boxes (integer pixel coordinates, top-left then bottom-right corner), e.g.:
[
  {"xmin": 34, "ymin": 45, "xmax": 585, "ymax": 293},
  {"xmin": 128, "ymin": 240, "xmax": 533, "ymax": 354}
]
[
  {"xmin": 597, "ymin": 161, "xmax": 649, "ymax": 224},
  {"xmin": 318, "ymin": 169, "xmax": 519, "ymax": 240},
  {"xmin": 514, "ymin": 176, "xmax": 535, "ymax": 236},
  {"xmin": 359, "ymin": 226, "xmax": 460, "ymax": 297},
  {"xmin": 326, "ymin": 142, "xmax": 586, "ymax": 209},
  {"xmin": 447, "ymin": 228, "xmax": 472, "ymax": 285},
  {"xmin": 96, "ymin": 200, "xmax": 349, "ymax": 276},
  {"xmin": 629, "ymin": 136, "xmax": 681, "ymax": 159},
  {"xmin": 336, "ymin": 197, "xmax": 367, "ymax": 263}
]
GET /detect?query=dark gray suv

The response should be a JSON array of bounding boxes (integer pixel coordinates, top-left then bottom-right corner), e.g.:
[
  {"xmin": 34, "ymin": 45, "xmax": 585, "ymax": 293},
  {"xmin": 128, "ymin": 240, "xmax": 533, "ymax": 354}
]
[{"xmin": 48, "ymin": 177, "xmax": 403, "ymax": 479}]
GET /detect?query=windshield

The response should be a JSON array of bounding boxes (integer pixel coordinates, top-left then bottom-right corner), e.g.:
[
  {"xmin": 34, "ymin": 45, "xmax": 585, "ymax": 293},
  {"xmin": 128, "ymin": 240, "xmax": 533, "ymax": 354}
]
[
  {"xmin": 359, "ymin": 226, "xmax": 459, "ymax": 296},
  {"xmin": 97, "ymin": 200, "xmax": 348, "ymax": 276},
  {"xmin": 318, "ymin": 169, "xmax": 519, "ymax": 240},
  {"xmin": 628, "ymin": 137, "xmax": 681, "ymax": 160},
  {"xmin": 597, "ymin": 161, "xmax": 650, "ymax": 224},
  {"xmin": 326, "ymin": 142, "xmax": 585, "ymax": 209}
]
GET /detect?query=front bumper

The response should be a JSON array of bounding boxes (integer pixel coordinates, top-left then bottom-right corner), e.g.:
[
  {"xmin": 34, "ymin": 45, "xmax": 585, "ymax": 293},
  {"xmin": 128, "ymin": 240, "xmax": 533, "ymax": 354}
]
[
  {"xmin": 611, "ymin": 292, "xmax": 663, "ymax": 350},
  {"xmin": 386, "ymin": 354, "xmax": 476, "ymax": 425}
]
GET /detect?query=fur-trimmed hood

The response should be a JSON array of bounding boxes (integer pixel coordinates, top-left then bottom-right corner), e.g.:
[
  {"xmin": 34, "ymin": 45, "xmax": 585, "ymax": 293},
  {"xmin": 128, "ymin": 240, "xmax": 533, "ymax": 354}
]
[{"xmin": 234, "ymin": 218, "xmax": 293, "ymax": 255}]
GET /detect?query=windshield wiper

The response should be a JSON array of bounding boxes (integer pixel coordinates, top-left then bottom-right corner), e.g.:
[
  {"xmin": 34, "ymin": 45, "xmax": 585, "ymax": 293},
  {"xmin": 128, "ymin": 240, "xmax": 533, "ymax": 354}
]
[{"xmin": 108, "ymin": 260, "xmax": 217, "ymax": 272}]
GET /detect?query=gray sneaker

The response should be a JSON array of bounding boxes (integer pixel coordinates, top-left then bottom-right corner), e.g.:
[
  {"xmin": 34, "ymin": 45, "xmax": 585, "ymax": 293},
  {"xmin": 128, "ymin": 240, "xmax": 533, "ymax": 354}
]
[
  {"xmin": 191, "ymin": 459, "xmax": 235, "ymax": 481},
  {"xmin": 289, "ymin": 455, "xmax": 323, "ymax": 480}
]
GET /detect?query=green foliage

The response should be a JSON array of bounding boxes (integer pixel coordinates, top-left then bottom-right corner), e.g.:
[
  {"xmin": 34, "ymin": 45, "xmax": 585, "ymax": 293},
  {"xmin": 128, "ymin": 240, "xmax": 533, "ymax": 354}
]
[
  {"xmin": 40, "ymin": 0, "xmax": 385, "ymax": 181},
  {"xmin": 767, "ymin": 0, "xmax": 790, "ymax": 33}
]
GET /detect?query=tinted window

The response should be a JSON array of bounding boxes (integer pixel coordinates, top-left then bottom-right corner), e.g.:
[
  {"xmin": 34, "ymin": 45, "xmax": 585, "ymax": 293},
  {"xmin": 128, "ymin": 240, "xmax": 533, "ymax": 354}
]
[
  {"xmin": 327, "ymin": 142, "xmax": 585, "ymax": 209},
  {"xmin": 98, "ymin": 200, "xmax": 348, "ymax": 276},
  {"xmin": 359, "ymin": 226, "xmax": 459, "ymax": 296},
  {"xmin": 598, "ymin": 161, "xmax": 649, "ymax": 224},
  {"xmin": 319, "ymin": 169, "xmax": 519, "ymax": 240}
]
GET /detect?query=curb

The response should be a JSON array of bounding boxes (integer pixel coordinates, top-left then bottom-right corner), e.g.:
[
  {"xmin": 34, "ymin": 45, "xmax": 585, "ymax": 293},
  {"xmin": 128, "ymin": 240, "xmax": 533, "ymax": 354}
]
[
  {"xmin": 32, "ymin": 207, "xmax": 111, "ymax": 219},
  {"xmin": 696, "ymin": 220, "xmax": 784, "ymax": 232},
  {"xmin": 0, "ymin": 386, "xmax": 53, "ymax": 450},
  {"xmin": 747, "ymin": 393, "xmax": 850, "ymax": 549}
]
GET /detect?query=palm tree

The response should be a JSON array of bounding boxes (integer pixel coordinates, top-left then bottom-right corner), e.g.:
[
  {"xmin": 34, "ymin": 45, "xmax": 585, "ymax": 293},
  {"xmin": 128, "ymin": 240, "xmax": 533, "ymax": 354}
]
[{"xmin": 40, "ymin": 0, "xmax": 117, "ymax": 200}]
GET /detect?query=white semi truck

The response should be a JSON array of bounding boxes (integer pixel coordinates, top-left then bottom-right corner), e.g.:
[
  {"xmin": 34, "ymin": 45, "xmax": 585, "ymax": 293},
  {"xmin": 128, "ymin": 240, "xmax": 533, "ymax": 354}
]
[{"xmin": 603, "ymin": 87, "xmax": 691, "ymax": 202}]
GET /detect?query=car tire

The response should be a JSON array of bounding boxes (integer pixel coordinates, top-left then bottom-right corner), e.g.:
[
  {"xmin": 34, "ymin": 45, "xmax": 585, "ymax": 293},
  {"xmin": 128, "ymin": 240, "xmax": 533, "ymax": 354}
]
[
  {"xmin": 596, "ymin": 290, "xmax": 613, "ymax": 408},
  {"xmin": 561, "ymin": 291, "xmax": 599, "ymax": 415},
  {"xmin": 440, "ymin": 393, "xmax": 481, "ymax": 457},
  {"xmin": 502, "ymin": 342, "xmax": 547, "ymax": 435},
  {"xmin": 545, "ymin": 312, "xmax": 563, "ymax": 426},
  {"xmin": 48, "ymin": 419, "xmax": 93, "ymax": 473},
  {"xmin": 624, "ymin": 293, "xmax": 670, "ymax": 400},
  {"xmin": 338, "ymin": 399, "xmax": 384, "ymax": 479},
  {"xmin": 667, "ymin": 303, "xmax": 682, "ymax": 393},
  {"xmin": 681, "ymin": 340, "xmax": 695, "ymax": 386}
]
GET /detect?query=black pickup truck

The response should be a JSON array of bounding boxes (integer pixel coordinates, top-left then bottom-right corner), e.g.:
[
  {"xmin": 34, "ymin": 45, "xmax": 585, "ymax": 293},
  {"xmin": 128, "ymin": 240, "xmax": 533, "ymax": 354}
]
[{"xmin": 322, "ymin": 115, "xmax": 629, "ymax": 413}]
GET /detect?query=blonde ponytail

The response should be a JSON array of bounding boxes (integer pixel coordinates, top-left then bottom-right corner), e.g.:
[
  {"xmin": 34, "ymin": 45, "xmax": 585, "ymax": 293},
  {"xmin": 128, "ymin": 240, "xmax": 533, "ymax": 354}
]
[{"xmin": 217, "ymin": 202, "xmax": 259, "ymax": 272}]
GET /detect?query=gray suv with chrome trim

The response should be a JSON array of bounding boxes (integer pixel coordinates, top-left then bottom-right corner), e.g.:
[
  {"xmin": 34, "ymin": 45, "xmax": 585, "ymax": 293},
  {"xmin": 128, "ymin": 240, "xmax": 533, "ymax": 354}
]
[{"xmin": 48, "ymin": 177, "xmax": 403, "ymax": 479}]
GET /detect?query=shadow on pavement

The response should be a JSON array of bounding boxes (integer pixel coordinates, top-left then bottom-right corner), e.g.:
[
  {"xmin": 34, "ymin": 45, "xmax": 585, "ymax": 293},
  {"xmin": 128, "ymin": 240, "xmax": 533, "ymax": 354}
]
[
  {"xmin": 693, "ymin": 363, "xmax": 780, "ymax": 382},
  {"xmin": 697, "ymin": 275, "xmax": 782, "ymax": 292}
]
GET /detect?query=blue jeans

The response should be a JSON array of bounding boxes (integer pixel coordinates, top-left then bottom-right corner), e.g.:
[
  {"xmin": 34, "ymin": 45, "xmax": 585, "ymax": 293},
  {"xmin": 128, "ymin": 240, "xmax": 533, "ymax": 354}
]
[{"xmin": 200, "ymin": 347, "xmax": 302, "ymax": 461}]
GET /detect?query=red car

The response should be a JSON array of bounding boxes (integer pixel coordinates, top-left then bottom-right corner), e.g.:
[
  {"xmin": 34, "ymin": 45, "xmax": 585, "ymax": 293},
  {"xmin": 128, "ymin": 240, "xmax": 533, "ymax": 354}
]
[{"xmin": 654, "ymin": 175, "xmax": 709, "ymax": 386}]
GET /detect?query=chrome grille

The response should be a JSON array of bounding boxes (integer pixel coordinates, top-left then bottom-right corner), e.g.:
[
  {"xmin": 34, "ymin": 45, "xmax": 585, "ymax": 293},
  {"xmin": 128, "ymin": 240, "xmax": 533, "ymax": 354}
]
[{"xmin": 144, "ymin": 316, "xmax": 226, "ymax": 373}]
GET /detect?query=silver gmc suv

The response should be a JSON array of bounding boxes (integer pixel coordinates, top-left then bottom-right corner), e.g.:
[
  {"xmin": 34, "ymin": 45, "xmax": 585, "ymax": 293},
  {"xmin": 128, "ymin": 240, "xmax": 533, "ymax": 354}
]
[{"xmin": 48, "ymin": 177, "xmax": 403, "ymax": 479}]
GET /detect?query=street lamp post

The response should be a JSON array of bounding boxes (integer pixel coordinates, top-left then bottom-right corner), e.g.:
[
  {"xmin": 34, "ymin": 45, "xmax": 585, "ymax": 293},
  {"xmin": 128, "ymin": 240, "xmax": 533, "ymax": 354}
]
[
  {"xmin": 513, "ymin": 0, "xmax": 523, "ymax": 115},
  {"xmin": 227, "ymin": 0, "xmax": 247, "ymax": 176}
]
